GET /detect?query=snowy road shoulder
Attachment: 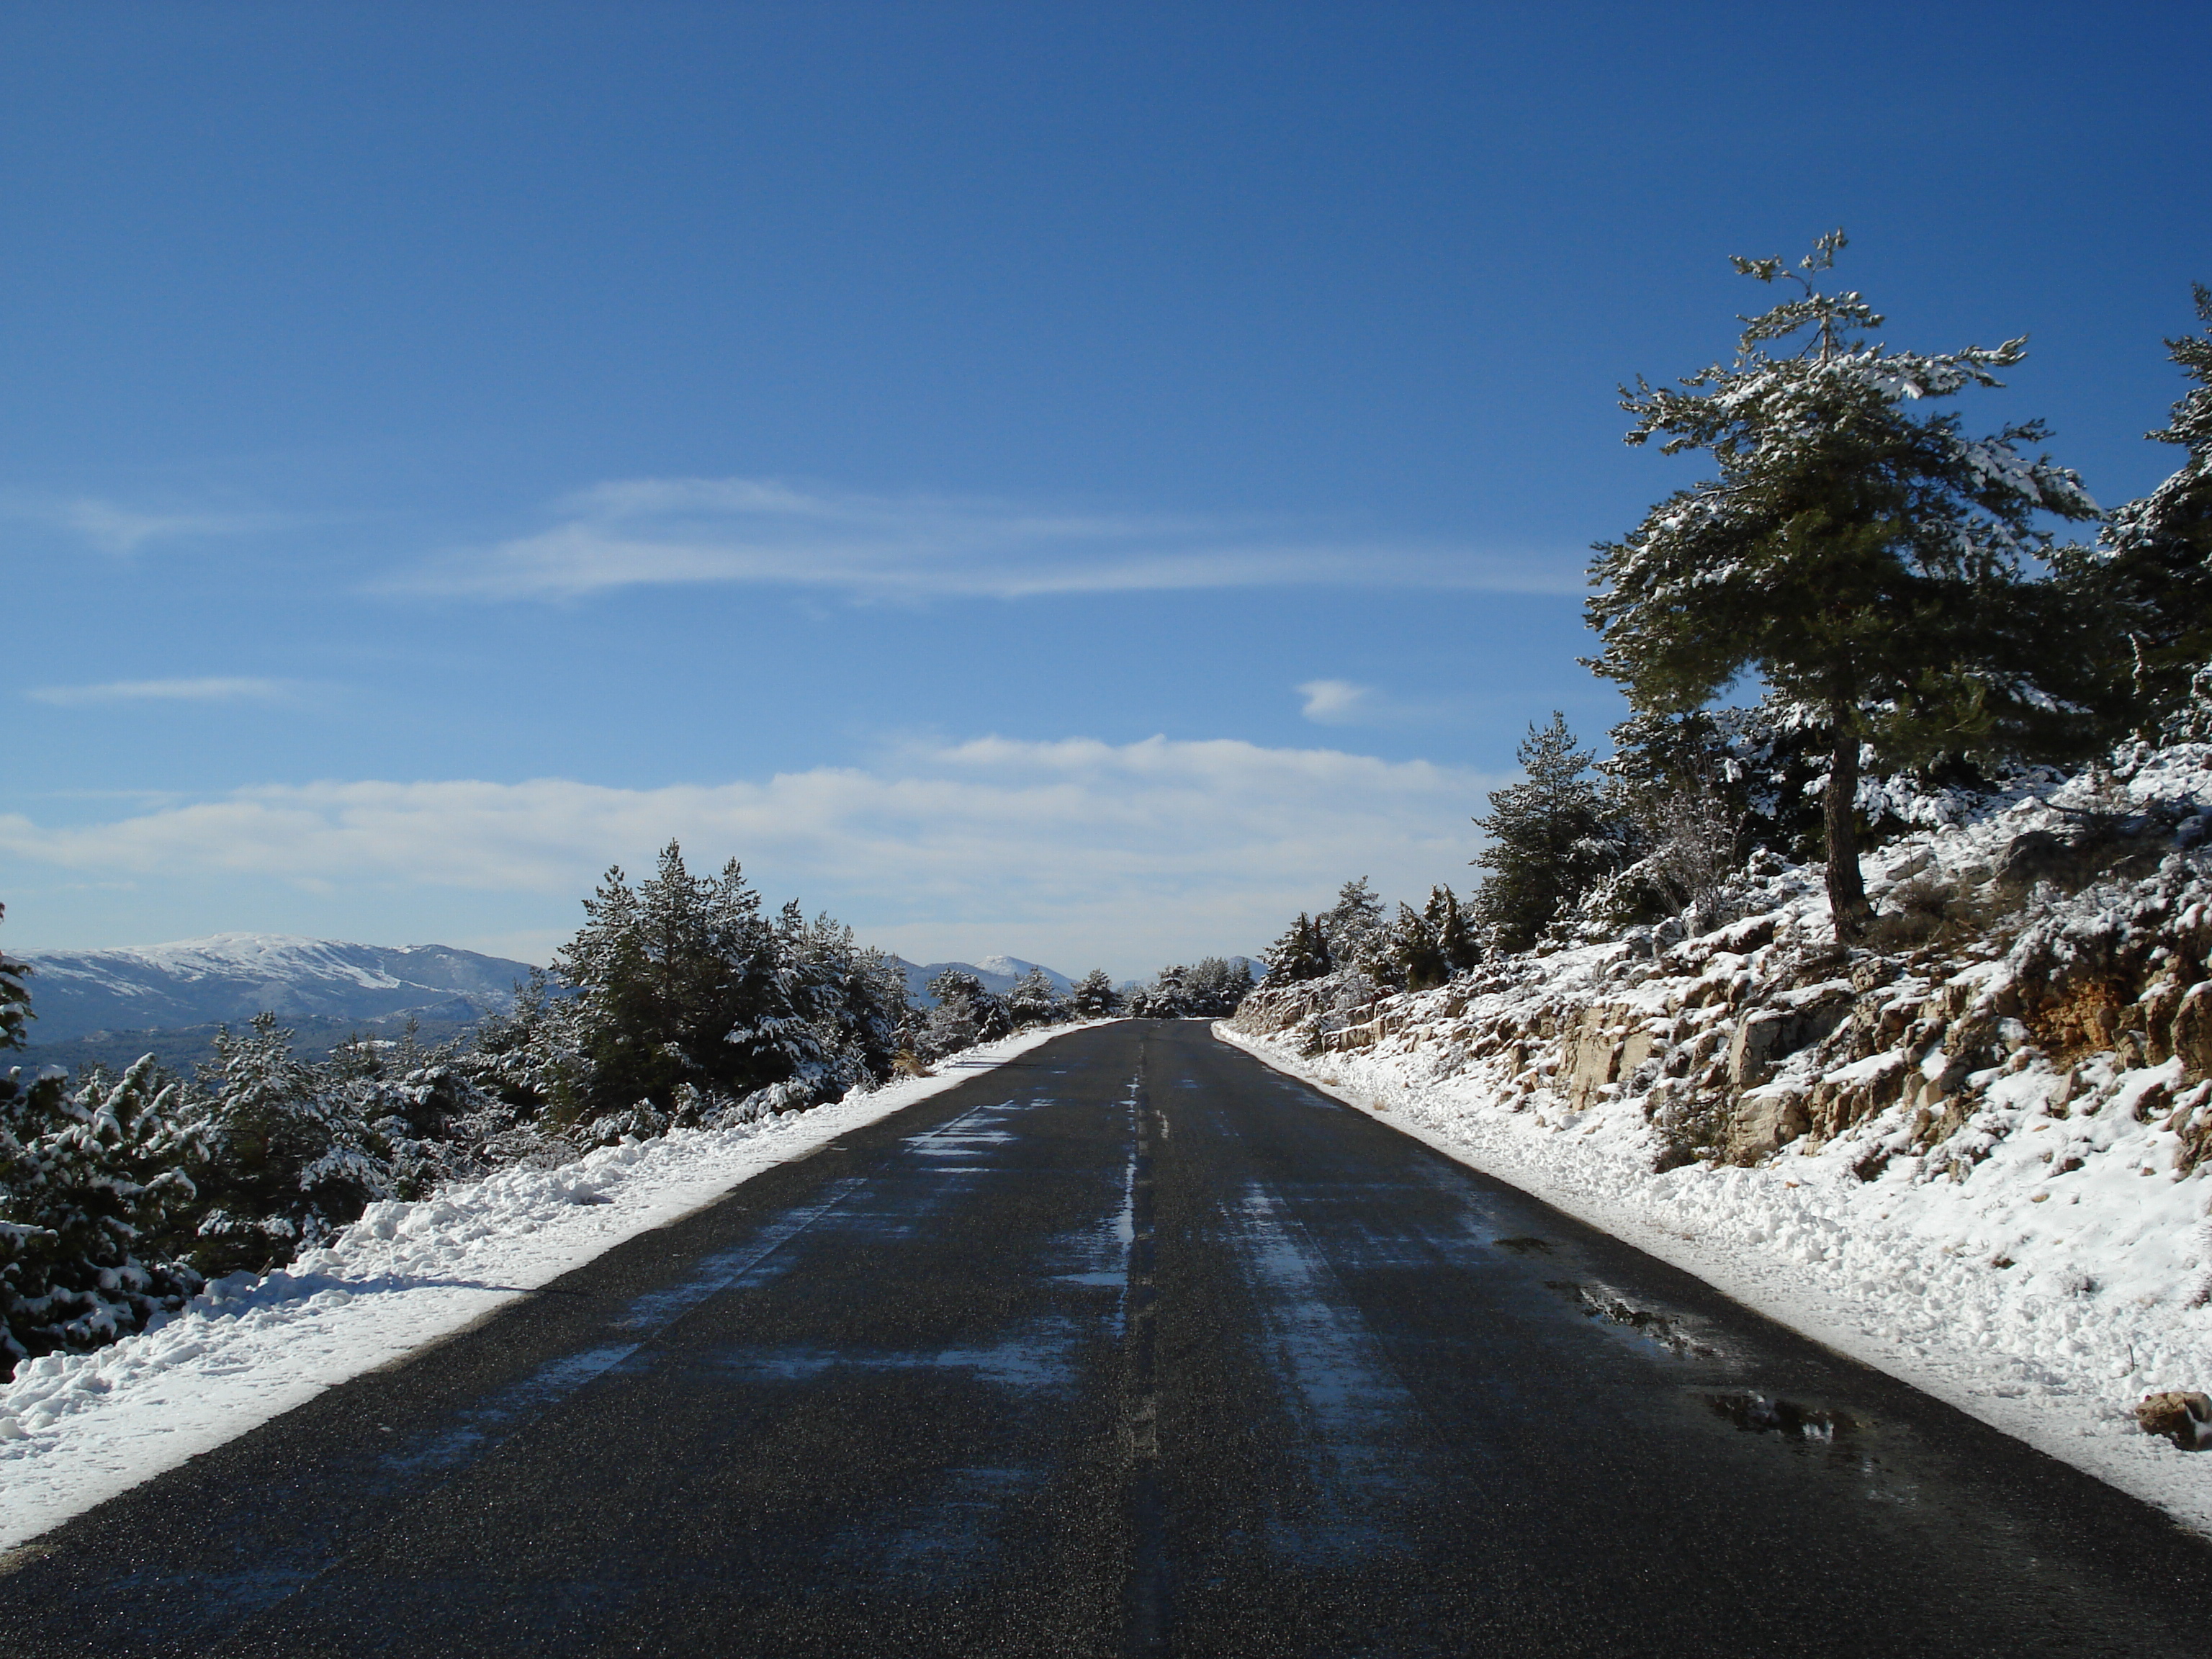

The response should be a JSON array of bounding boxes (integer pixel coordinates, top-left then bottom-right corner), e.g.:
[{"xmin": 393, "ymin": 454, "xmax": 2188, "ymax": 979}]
[
  {"xmin": 0, "ymin": 1025, "xmax": 1102, "ymax": 1555},
  {"xmin": 1214, "ymin": 1020, "xmax": 2212, "ymax": 1538}
]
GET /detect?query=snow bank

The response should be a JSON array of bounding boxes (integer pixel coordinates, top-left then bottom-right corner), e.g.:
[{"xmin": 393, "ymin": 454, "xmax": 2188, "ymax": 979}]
[{"xmin": 0, "ymin": 1024, "xmax": 1096, "ymax": 1552}]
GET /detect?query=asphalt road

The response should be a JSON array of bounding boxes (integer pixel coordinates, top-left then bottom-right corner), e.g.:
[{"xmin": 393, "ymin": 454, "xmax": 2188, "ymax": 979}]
[{"xmin": 3, "ymin": 1019, "xmax": 2208, "ymax": 1657}]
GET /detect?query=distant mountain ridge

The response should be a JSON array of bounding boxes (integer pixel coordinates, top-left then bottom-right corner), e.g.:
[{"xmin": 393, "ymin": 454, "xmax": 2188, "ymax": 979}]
[
  {"xmin": 13, "ymin": 934, "xmax": 1082, "ymax": 1044},
  {"xmin": 17, "ymin": 934, "xmax": 539, "ymax": 1046},
  {"xmin": 890, "ymin": 956, "xmax": 1074, "ymax": 1006}
]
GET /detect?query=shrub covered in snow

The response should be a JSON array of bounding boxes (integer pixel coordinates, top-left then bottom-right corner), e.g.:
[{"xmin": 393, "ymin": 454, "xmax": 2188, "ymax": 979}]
[{"xmin": 0, "ymin": 1057, "xmax": 204, "ymax": 1373}]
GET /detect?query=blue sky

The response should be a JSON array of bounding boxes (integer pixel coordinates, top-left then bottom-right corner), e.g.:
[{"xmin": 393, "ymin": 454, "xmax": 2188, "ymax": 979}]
[{"xmin": 3, "ymin": 1, "xmax": 2207, "ymax": 975}]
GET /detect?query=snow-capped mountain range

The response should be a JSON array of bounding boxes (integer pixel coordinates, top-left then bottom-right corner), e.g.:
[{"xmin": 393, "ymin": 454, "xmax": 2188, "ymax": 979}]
[
  {"xmin": 15, "ymin": 935, "xmax": 539, "ymax": 1045},
  {"xmin": 889, "ymin": 956, "xmax": 1075, "ymax": 1006},
  {"xmin": 13, "ymin": 935, "xmax": 1079, "ymax": 1043}
]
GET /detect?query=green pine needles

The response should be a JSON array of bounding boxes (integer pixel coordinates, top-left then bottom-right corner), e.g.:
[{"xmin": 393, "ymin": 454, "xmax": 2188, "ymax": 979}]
[{"xmin": 1587, "ymin": 232, "xmax": 2103, "ymax": 936}]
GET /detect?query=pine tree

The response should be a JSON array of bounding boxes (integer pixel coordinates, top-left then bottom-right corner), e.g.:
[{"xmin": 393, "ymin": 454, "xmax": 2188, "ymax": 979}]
[
  {"xmin": 920, "ymin": 969, "xmax": 987, "ymax": 1058},
  {"xmin": 1426, "ymin": 886, "xmax": 1481, "ymax": 976},
  {"xmin": 1317, "ymin": 878, "xmax": 1385, "ymax": 965},
  {"xmin": 192, "ymin": 1014, "xmax": 392, "ymax": 1275},
  {"xmin": 1177, "ymin": 957, "xmax": 1255, "ymax": 1016},
  {"xmin": 1388, "ymin": 903, "xmax": 1448, "ymax": 990},
  {"xmin": 1138, "ymin": 965, "xmax": 1191, "ymax": 1017},
  {"xmin": 1588, "ymin": 233, "xmax": 2103, "ymax": 937},
  {"xmin": 1005, "ymin": 967, "xmax": 1065, "ymax": 1028},
  {"xmin": 556, "ymin": 843, "xmax": 786, "ymax": 1123},
  {"xmin": 1470, "ymin": 714, "xmax": 1622, "ymax": 953},
  {"xmin": 1, "ymin": 1056, "xmax": 205, "ymax": 1372},
  {"xmin": 1262, "ymin": 912, "xmax": 1331, "ymax": 983},
  {"xmin": 0, "ymin": 905, "xmax": 30, "ymax": 1053},
  {"xmin": 2086, "ymin": 284, "xmax": 2212, "ymax": 726},
  {"xmin": 458, "ymin": 968, "xmax": 592, "ymax": 1126},
  {"xmin": 1069, "ymin": 969, "xmax": 1122, "ymax": 1017}
]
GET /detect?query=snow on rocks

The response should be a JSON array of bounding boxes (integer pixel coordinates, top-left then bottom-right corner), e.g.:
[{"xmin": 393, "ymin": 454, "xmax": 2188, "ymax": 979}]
[{"xmin": 0, "ymin": 1023, "xmax": 1096, "ymax": 1553}]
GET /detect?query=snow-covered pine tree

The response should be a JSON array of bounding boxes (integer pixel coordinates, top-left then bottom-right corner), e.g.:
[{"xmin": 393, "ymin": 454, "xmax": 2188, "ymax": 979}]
[
  {"xmin": 1588, "ymin": 233, "xmax": 2103, "ymax": 938},
  {"xmin": 1068, "ymin": 969, "xmax": 1121, "ymax": 1017},
  {"xmin": 727, "ymin": 902, "xmax": 878, "ymax": 1118},
  {"xmin": 1316, "ymin": 878, "xmax": 1385, "ymax": 966},
  {"xmin": 1604, "ymin": 706, "xmax": 1830, "ymax": 872},
  {"xmin": 1005, "ymin": 966, "xmax": 1064, "ymax": 1029},
  {"xmin": 1381, "ymin": 902, "xmax": 1447, "ymax": 990},
  {"xmin": 920, "ymin": 968, "xmax": 987, "ymax": 1058},
  {"xmin": 1262, "ymin": 912, "xmax": 1331, "ymax": 983},
  {"xmin": 1215, "ymin": 957, "xmax": 1258, "ymax": 1012},
  {"xmin": 3, "ymin": 907, "xmax": 201, "ymax": 1367},
  {"xmin": 0, "ymin": 905, "xmax": 30, "ymax": 1053},
  {"xmin": 190, "ymin": 1014, "xmax": 392, "ymax": 1275},
  {"xmin": 1137, "ymin": 965, "xmax": 1191, "ymax": 1017},
  {"xmin": 791, "ymin": 915, "xmax": 910, "ymax": 1089},
  {"xmin": 328, "ymin": 1030, "xmax": 513, "ymax": 1197},
  {"xmin": 0, "ymin": 1056, "xmax": 207, "ymax": 1372},
  {"xmin": 1174, "ymin": 957, "xmax": 1254, "ymax": 1016},
  {"xmin": 969, "ymin": 981, "xmax": 1013, "ymax": 1042},
  {"xmin": 1470, "ymin": 714, "xmax": 1624, "ymax": 952},
  {"xmin": 456, "ymin": 966, "xmax": 592, "ymax": 1130},
  {"xmin": 1426, "ymin": 886, "xmax": 1481, "ymax": 976},
  {"xmin": 2085, "ymin": 284, "xmax": 2212, "ymax": 727},
  {"xmin": 556, "ymin": 843, "xmax": 787, "ymax": 1126}
]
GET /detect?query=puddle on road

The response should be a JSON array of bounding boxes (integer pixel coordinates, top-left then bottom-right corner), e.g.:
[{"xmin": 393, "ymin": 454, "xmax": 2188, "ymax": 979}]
[
  {"xmin": 1705, "ymin": 1390, "xmax": 1858, "ymax": 1442},
  {"xmin": 1546, "ymin": 1281, "xmax": 1719, "ymax": 1360}
]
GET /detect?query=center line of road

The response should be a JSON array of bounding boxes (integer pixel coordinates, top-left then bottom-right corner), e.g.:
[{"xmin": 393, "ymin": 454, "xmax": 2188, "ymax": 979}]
[{"xmin": 1122, "ymin": 1051, "xmax": 1171, "ymax": 1658}]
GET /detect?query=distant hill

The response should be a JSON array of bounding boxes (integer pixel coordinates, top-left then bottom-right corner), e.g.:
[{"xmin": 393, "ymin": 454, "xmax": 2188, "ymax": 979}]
[
  {"xmin": 891, "ymin": 956, "xmax": 1074, "ymax": 1006},
  {"xmin": 16, "ymin": 934, "xmax": 538, "ymax": 1047},
  {"xmin": 6, "ymin": 935, "xmax": 1082, "ymax": 1077}
]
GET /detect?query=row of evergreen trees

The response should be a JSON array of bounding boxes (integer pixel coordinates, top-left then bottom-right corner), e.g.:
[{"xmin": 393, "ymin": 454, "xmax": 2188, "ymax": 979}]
[
  {"xmin": 0, "ymin": 846, "xmax": 1144, "ymax": 1375},
  {"xmin": 1123, "ymin": 957, "xmax": 1258, "ymax": 1017},
  {"xmin": 1268, "ymin": 244, "xmax": 2212, "ymax": 968},
  {"xmin": 1264, "ymin": 878, "xmax": 1483, "ymax": 993}
]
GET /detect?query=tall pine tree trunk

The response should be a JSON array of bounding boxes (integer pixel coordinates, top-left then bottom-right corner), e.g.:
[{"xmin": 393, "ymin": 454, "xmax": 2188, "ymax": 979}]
[{"xmin": 1824, "ymin": 706, "xmax": 1870, "ymax": 939}]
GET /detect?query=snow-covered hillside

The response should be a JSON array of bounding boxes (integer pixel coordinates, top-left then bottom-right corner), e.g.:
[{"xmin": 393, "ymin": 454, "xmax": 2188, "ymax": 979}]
[
  {"xmin": 1229, "ymin": 739, "xmax": 2212, "ymax": 1532},
  {"xmin": 17, "ymin": 935, "xmax": 536, "ymax": 1044}
]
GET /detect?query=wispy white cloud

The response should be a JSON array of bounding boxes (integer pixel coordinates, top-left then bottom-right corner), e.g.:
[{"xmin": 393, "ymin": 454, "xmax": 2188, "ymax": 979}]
[
  {"xmin": 1293, "ymin": 678, "xmax": 1456, "ymax": 728},
  {"xmin": 385, "ymin": 476, "xmax": 1579, "ymax": 602},
  {"xmin": 0, "ymin": 736, "xmax": 1496, "ymax": 969},
  {"xmin": 1297, "ymin": 678, "xmax": 1379, "ymax": 724},
  {"xmin": 27, "ymin": 678, "xmax": 299, "ymax": 708},
  {"xmin": 4, "ymin": 495, "xmax": 295, "ymax": 554}
]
